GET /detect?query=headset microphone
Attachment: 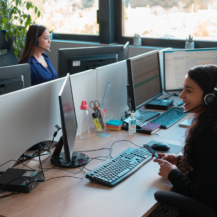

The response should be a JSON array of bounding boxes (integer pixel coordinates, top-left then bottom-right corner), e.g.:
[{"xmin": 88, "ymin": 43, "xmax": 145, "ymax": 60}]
[
  {"xmin": 183, "ymin": 103, "xmax": 204, "ymax": 113},
  {"xmin": 35, "ymin": 45, "xmax": 51, "ymax": 52}
]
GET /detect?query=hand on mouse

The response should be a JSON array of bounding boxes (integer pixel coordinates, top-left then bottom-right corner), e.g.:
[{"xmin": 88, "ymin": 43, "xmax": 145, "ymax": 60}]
[
  {"xmin": 159, "ymin": 154, "xmax": 179, "ymax": 166},
  {"xmin": 153, "ymin": 158, "xmax": 177, "ymax": 179}
]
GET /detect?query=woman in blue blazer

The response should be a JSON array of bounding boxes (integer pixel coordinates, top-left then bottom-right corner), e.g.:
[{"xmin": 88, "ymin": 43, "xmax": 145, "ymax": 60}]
[{"xmin": 19, "ymin": 24, "xmax": 57, "ymax": 86}]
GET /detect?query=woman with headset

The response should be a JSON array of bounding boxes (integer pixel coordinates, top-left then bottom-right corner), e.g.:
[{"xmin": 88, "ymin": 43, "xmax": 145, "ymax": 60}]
[
  {"xmin": 19, "ymin": 24, "xmax": 57, "ymax": 86},
  {"xmin": 150, "ymin": 65, "xmax": 217, "ymax": 217}
]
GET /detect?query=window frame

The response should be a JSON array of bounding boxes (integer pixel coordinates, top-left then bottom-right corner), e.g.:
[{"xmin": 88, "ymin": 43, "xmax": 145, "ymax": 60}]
[{"xmin": 115, "ymin": 0, "xmax": 217, "ymax": 48}]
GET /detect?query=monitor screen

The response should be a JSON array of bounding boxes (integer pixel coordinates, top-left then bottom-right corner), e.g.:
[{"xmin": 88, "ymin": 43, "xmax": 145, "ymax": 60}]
[
  {"xmin": 58, "ymin": 73, "xmax": 77, "ymax": 162},
  {"xmin": 164, "ymin": 48, "xmax": 217, "ymax": 91},
  {"xmin": 0, "ymin": 64, "xmax": 31, "ymax": 95},
  {"xmin": 51, "ymin": 73, "xmax": 89, "ymax": 168},
  {"xmin": 127, "ymin": 50, "xmax": 162, "ymax": 112},
  {"xmin": 58, "ymin": 42, "xmax": 129, "ymax": 78}
]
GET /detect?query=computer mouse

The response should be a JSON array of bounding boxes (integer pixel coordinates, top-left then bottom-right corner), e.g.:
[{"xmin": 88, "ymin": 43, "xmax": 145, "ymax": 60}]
[{"xmin": 151, "ymin": 142, "xmax": 170, "ymax": 151}]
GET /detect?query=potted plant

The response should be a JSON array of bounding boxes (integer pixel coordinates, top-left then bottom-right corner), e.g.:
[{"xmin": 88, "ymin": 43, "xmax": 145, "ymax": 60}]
[
  {"xmin": 49, "ymin": 29, "xmax": 54, "ymax": 40},
  {"xmin": 133, "ymin": 33, "xmax": 142, "ymax": 46},
  {"xmin": 185, "ymin": 34, "xmax": 195, "ymax": 49},
  {"xmin": 0, "ymin": 0, "xmax": 41, "ymax": 57}
]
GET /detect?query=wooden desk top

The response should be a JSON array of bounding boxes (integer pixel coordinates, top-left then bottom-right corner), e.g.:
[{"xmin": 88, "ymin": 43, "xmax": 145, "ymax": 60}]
[{"xmin": 0, "ymin": 120, "xmax": 187, "ymax": 217}]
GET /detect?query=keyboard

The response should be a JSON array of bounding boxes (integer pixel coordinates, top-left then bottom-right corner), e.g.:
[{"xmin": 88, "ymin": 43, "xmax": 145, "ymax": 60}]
[
  {"xmin": 150, "ymin": 107, "xmax": 187, "ymax": 129},
  {"xmin": 86, "ymin": 147, "xmax": 152, "ymax": 187}
]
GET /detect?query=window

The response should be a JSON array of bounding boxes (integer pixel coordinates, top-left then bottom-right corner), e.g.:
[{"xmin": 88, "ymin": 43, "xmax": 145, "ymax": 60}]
[
  {"xmin": 116, "ymin": 0, "xmax": 217, "ymax": 48},
  {"xmin": 29, "ymin": 0, "xmax": 99, "ymax": 35},
  {"xmin": 122, "ymin": 0, "xmax": 217, "ymax": 41}
]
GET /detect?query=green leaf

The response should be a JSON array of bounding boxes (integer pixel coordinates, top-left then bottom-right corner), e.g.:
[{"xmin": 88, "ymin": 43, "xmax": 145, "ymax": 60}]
[
  {"xmin": 15, "ymin": 0, "xmax": 19, "ymax": 6},
  {"xmin": 26, "ymin": 2, "xmax": 29, "ymax": 10},
  {"xmin": 34, "ymin": 6, "xmax": 38, "ymax": 14},
  {"xmin": 3, "ymin": 17, "xmax": 7, "ymax": 24},
  {"xmin": 4, "ymin": 32, "xmax": 8, "ymax": 41},
  {"xmin": 37, "ymin": 11, "xmax": 41, "ymax": 18}
]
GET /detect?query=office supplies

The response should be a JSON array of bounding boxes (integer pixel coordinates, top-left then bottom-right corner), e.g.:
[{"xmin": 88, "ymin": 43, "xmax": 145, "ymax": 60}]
[
  {"xmin": 150, "ymin": 107, "xmax": 187, "ymax": 128},
  {"xmin": 90, "ymin": 100, "xmax": 100, "ymax": 112},
  {"xmin": 164, "ymin": 48, "xmax": 217, "ymax": 92},
  {"xmin": 51, "ymin": 73, "xmax": 89, "ymax": 168},
  {"xmin": 143, "ymin": 145, "xmax": 161, "ymax": 159},
  {"xmin": 127, "ymin": 50, "xmax": 164, "ymax": 116},
  {"xmin": 86, "ymin": 147, "xmax": 152, "ymax": 187},
  {"xmin": 141, "ymin": 122, "xmax": 161, "ymax": 132},
  {"xmin": 101, "ymin": 81, "xmax": 113, "ymax": 110},
  {"xmin": 90, "ymin": 100, "xmax": 104, "ymax": 128},
  {"xmin": 92, "ymin": 113, "xmax": 102, "ymax": 131},
  {"xmin": 0, "ymin": 168, "xmax": 43, "ymax": 193},
  {"xmin": 179, "ymin": 117, "xmax": 193, "ymax": 128},
  {"xmin": 106, "ymin": 119, "xmax": 123, "ymax": 130},
  {"xmin": 151, "ymin": 142, "xmax": 170, "ymax": 151},
  {"xmin": 121, "ymin": 122, "xmax": 160, "ymax": 135},
  {"xmin": 145, "ymin": 98, "xmax": 173, "ymax": 110},
  {"xmin": 58, "ymin": 43, "xmax": 129, "ymax": 78}
]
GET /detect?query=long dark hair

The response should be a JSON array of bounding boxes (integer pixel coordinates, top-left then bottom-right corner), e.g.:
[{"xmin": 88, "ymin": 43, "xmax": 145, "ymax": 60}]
[
  {"xmin": 18, "ymin": 24, "xmax": 47, "ymax": 63},
  {"xmin": 179, "ymin": 65, "xmax": 217, "ymax": 173}
]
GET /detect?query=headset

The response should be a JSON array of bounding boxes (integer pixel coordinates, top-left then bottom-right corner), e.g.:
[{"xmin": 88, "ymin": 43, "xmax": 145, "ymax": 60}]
[
  {"xmin": 34, "ymin": 25, "xmax": 51, "ymax": 52},
  {"xmin": 184, "ymin": 83, "xmax": 217, "ymax": 113}
]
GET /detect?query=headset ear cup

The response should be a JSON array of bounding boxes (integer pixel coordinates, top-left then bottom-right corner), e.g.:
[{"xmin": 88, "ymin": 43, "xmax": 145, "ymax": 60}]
[
  {"xmin": 35, "ymin": 40, "xmax": 39, "ymax": 46},
  {"xmin": 204, "ymin": 93, "xmax": 216, "ymax": 105}
]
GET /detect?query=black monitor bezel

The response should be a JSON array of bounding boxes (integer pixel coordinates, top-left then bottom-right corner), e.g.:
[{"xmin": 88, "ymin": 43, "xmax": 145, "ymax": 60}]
[
  {"xmin": 58, "ymin": 43, "xmax": 129, "ymax": 78},
  {"xmin": 127, "ymin": 50, "xmax": 163, "ymax": 112},
  {"xmin": 58, "ymin": 73, "xmax": 77, "ymax": 163},
  {"xmin": 0, "ymin": 63, "xmax": 31, "ymax": 88}
]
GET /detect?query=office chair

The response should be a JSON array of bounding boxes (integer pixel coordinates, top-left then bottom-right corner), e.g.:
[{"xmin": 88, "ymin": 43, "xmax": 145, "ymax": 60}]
[
  {"xmin": 0, "ymin": 30, "xmax": 18, "ymax": 67},
  {"xmin": 154, "ymin": 190, "xmax": 216, "ymax": 217}
]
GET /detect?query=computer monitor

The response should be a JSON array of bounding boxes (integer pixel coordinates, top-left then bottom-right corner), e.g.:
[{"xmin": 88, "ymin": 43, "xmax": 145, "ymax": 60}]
[
  {"xmin": 164, "ymin": 48, "xmax": 217, "ymax": 91},
  {"xmin": 0, "ymin": 64, "xmax": 31, "ymax": 95},
  {"xmin": 58, "ymin": 42, "xmax": 129, "ymax": 78},
  {"xmin": 127, "ymin": 50, "xmax": 163, "ymax": 113},
  {"xmin": 51, "ymin": 73, "xmax": 89, "ymax": 168}
]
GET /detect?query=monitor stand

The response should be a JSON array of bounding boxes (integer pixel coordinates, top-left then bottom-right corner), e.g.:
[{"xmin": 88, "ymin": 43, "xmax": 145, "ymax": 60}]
[
  {"xmin": 134, "ymin": 110, "xmax": 160, "ymax": 122},
  {"xmin": 51, "ymin": 137, "xmax": 89, "ymax": 168}
]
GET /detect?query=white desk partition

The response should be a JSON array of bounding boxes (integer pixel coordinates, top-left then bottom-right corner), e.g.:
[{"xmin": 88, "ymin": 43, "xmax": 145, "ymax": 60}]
[
  {"xmin": 96, "ymin": 60, "xmax": 128, "ymax": 120},
  {"xmin": 0, "ymin": 79, "xmax": 64, "ymax": 171},
  {"xmin": 70, "ymin": 70, "xmax": 97, "ymax": 131},
  {"xmin": 0, "ymin": 69, "xmax": 97, "ymax": 171},
  {"xmin": 158, "ymin": 48, "xmax": 172, "ymax": 91}
]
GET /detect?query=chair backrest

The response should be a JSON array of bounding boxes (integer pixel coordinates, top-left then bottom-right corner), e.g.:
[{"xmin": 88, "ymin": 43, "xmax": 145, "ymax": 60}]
[
  {"xmin": 0, "ymin": 30, "xmax": 13, "ymax": 50},
  {"xmin": 0, "ymin": 49, "xmax": 19, "ymax": 67}
]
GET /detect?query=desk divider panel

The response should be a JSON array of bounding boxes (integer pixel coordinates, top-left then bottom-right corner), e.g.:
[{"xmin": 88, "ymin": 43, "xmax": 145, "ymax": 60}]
[
  {"xmin": 0, "ymin": 79, "xmax": 64, "ymax": 171},
  {"xmin": 159, "ymin": 48, "xmax": 172, "ymax": 91},
  {"xmin": 70, "ymin": 70, "xmax": 97, "ymax": 132},
  {"xmin": 96, "ymin": 60, "xmax": 129, "ymax": 120},
  {"xmin": 0, "ymin": 69, "xmax": 97, "ymax": 171}
]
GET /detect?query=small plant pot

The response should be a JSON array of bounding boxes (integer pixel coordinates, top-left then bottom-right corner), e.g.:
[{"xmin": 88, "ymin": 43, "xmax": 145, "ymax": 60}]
[
  {"xmin": 133, "ymin": 38, "xmax": 142, "ymax": 46},
  {"xmin": 185, "ymin": 42, "xmax": 194, "ymax": 49},
  {"xmin": 49, "ymin": 33, "xmax": 53, "ymax": 40}
]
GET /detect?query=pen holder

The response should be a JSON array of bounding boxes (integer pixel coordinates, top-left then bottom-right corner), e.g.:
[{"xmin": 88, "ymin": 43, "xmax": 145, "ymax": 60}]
[{"xmin": 91, "ymin": 108, "xmax": 107, "ymax": 133}]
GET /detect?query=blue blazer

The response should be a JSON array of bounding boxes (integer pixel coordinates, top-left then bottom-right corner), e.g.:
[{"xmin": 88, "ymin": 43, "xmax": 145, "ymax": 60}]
[{"xmin": 21, "ymin": 53, "xmax": 57, "ymax": 86}]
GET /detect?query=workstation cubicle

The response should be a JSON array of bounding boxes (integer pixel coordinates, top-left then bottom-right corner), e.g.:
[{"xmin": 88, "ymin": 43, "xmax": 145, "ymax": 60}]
[{"xmin": 0, "ymin": 45, "xmax": 207, "ymax": 216}]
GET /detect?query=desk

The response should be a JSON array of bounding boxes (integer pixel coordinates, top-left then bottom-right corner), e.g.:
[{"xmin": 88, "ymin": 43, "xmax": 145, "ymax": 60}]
[{"xmin": 0, "ymin": 118, "xmax": 187, "ymax": 217}]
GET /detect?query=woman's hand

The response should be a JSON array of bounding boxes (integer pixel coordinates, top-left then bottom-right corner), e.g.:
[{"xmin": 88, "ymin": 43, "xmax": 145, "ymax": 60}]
[
  {"xmin": 158, "ymin": 153, "xmax": 179, "ymax": 165},
  {"xmin": 153, "ymin": 158, "xmax": 177, "ymax": 179}
]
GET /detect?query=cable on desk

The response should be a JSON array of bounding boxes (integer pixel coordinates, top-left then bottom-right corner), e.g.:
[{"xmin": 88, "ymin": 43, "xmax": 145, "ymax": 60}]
[{"xmin": 0, "ymin": 177, "xmax": 28, "ymax": 199}]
